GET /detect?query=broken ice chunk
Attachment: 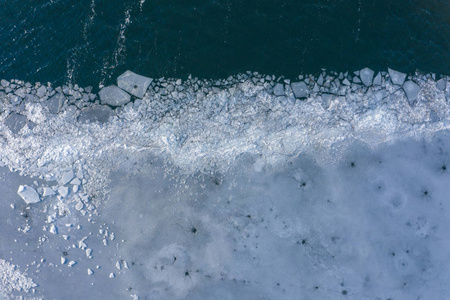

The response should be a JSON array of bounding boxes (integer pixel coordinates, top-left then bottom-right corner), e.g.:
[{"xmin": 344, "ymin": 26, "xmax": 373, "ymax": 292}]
[
  {"xmin": 68, "ymin": 261, "xmax": 76, "ymax": 267},
  {"xmin": 317, "ymin": 74, "xmax": 324, "ymax": 86},
  {"xmin": 75, "ymin": 201, "xmax": 84, "ymax": 211},
  {"xmin": 109, "ymin": 273, "xmax": 115, "ymax": 278},
  {"xmin": 42, "ymin": 187, "xmax": 55, "ymax": 197},
  {"xmin": 17, "ymin": 185, "xmax": 40, "ymax": 204},
  {"xmin": 36, "ymin": 85, "xmax": 47, "ymax": 98},
  {"xmin": 403, "ymin": 81, "xmax": 421, "ymax": 106},
  {"xmin": 61, "ymin": 170, "xmax": 74, "ymax": 185},
  {"xmin": 360, "ymin": 68, "xmax": 374, "ymax": 87},
  {"xmin": 99, "ymin": 85, "xmax": 131, "ymax": 107},
  {"xmin": 117, "ymin": 70, "xmax": 153, "ymax": 98},
  {"xmin": 70, "ymin": 178, "xmax": 81, "ymax": 185},
  {"xmin": 47, "ymin": 93, "xmax": 66, "ymax": 114},
  {"xmin": 436, "ymin": 78, "xmax": 447, "ymax": 91},
  {"xmin": 87, "ymin": 269, "xmax": 94, "ymax": 275},
  {"xmin": 273, "ymin": 83, "xmax": 285, "ymax": 96},
  {"xmin": 353, "ymin": 76, "xmax": 361, "ymax": 83},
  {"xmin": 58, "ymin": 186, "xmax": 69, "ymax": 198},
  {"xmin": 5, "ymin": 113, "xmax": 27, "ymax": 134},
  {"xmin": 77, "ymin": 106, "xmax": 115, "ymax": 124},
  {"xmin": 373, "ymin": 72, "xmax": 382, "ymax": 86},
  {"xmin": 49, "ymin": 224, "xmax": 58, "ymax": 234},
  {"xmin": 290, "ymin": 82, "xmax": 309, "ymax": 99},
  {"xmin": 61, "ymin": 257, "xmax": 66, "ymax": 264},
  {"xmin": 388, "ymin": 68, "xmax": 406, "ymax": 85},
  {"xmin": 86, "ymin": 248, "xmax": 92, "ymax": 257}
]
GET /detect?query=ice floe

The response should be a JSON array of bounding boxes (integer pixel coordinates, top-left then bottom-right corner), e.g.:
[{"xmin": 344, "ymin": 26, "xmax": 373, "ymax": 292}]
[
  {"xmin": 99, "ymin": 85, "xmax": 131, "ymax": 106},
  {"xmin": 403, "ymin": 80, "xmax": 421, "ymax": 106},
  {"xmin": 360, "ymin": 67, "xmax": 374, "ymax": 87},
  {"xmin": 388, "ymin": 68, "xmax": 407, "ymax": 85},
  {"xmin": 17, "ymin": 185, "xmax": 40, "ymax": 204},
  {"xmin": 290, "ymin": 81, "xmax": 309, "ymax": 99},
  {"xmin": 117, "ymin": 70, "xmax": 153, "ymax": 98}
]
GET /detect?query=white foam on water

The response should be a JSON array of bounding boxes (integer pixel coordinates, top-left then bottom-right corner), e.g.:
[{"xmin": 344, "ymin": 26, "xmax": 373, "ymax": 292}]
[
  {"xmin": 139, "ymin": 0, "xmax": 146, "ymax": 12},
  {"xmin": 114, "ymin": 7, "xmax": 132, "ymax": 67},
  {"xmin": 65, "ymin": 57, "xmax": 75, "ymax": 84},
  {"xmin": 82, "ymin": 0, "xmax": 96, "ymax": 43}
]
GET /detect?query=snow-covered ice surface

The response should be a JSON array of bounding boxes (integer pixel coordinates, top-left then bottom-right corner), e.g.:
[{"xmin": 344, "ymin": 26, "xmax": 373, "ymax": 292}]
[{"xmin": 0, "ymin": 69, "xmax": 450, "ymax": 299}]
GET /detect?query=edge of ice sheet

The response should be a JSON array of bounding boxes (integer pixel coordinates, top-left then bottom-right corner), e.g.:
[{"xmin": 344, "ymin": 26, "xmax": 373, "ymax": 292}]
[{"xmin": 0, "ymin": 69, "xmax": 449, "ymax": 197}]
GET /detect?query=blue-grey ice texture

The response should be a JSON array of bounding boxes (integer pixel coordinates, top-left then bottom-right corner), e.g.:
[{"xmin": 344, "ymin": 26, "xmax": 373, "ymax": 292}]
[{"xmin": 0, "ymin": 68, "xmax": 449, "ymax": 299}]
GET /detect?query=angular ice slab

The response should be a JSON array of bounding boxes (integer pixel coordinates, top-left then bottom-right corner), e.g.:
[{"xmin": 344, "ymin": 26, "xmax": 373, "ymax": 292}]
[
  {"xmin": 291, "ymin": 81, "xmax": 309, "ymax": 99},
  {"xmin": 77, "ymin": 106, "xmax": 115, "ymax": 124},
  {"xmin": 273, "ymin": 83, "xmax": 285, "ymax": 96},
  {"xmin": 437, "ymin": 78, "xmax": 447, "ymax": 91},
  {"xmin": 5, "ymin": 112, "xmax": 27, "ymax": 134},
  {"xmin": 360, "ymin": 68, "xmax": 374, "ymax": 86},
  {"xmin": 47, "ymin": 93, "xmax": 66, "ymax": 114},
  {"xmin": 99, "ymin": 85, "xmax": 131, "ymax": 107},
  {"xmin": 373, "ymin": 72, "xmax": 382, "ymax": 86},
  {"xmin": 117, "ymin": 70, "xmax": 153, "ymax": 99},
  {"xmin": 17, "ymin": 185, "xmax": 40, "ymax": 204},
  {"xmin": 403, "ymin": 81, "xmax": 421, "ymax": 105},
  {"xmin": 388, "ymin": 68, "xmax": 407, "ymax": 85},
  {"xmin": 36, "ymin": 85, "xmax": 47, "ymax": 98}
]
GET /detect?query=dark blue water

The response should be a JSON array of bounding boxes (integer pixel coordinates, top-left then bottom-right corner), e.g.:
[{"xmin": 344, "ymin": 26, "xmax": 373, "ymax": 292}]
[{"xmin": 1, "ymin": 0, "xmax": 449, "ymax": 87}]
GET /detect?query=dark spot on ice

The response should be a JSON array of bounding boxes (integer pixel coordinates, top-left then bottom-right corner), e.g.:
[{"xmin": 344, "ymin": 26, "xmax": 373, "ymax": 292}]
[
  {"xmin": 276, "ymin": 283, "xmax": 280, "ymax": 286},
  {"xmin": 191, "ymin": 227, "xmax": 197, "ymax": 234},
  {"xmin": 423, "ymin": 190, "xmax": 428, "ymax": 196},
  {"xmin": 21, "ymin": 212, "xmax": 29, "ymax": 218},
  {"xmin": 391, "ymin": 252, "xmax": 396, "ymax": 256},
  {"xmin": 297, "ymin": 239, "xmax": 308, "ymax": 245},
  {"xmin": 315, "ymin": 286, "xmax": 319, "ymax": 290},
  {"xmin": 247, "ymin": 215, "xmax": 252, "ymax": 219},
  {"xmin": 331, "ymin": 236, "xmax": 339, "ymax": 243},
  {"xmin": 133, "ymin": 85, "xmax": 138, "ymax": 89},
  {"xmin": 212, "ymin": 177, "xmax": 222, "ymax": 186},
  {"xmin": 301, "ymin": 182, "xmax": 307, "ymax": 187},
  {"xmin": 441, "ymin": 165, "xmax": 447, "ymax": 172},
  {"xmin": 185, "ymin": 271, "xmax": 190, "ymax": 276},
  {"xmin": 342, "ymin": 290, "xmax": 348, "ymax": 295},
  {"xmin": 350, "ymin": 162, "xmax": 355, "ymax": 168},
  {"xmin": 127, "ymin": 287, "xmax": 132, "ymax": 291},
  {"xmin": 63, "ymin": 251, "xmax": 68, "ymax": 256}
]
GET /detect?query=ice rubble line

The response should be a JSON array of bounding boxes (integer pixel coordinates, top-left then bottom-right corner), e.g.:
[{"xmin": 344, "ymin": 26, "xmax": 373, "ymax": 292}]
[
  {"xmin": 0, "ymin": 68, "xmax": 448, "ymax": 195},
  {"xmin": 0, "ymin": 259, "xmax": 37, "ymax": 297}
]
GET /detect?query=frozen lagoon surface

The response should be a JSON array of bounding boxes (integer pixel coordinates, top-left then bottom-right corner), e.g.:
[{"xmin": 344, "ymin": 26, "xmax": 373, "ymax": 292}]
[{"xmin": 0, "ymin": 70, "xmax": 449, "ymax": 299}]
